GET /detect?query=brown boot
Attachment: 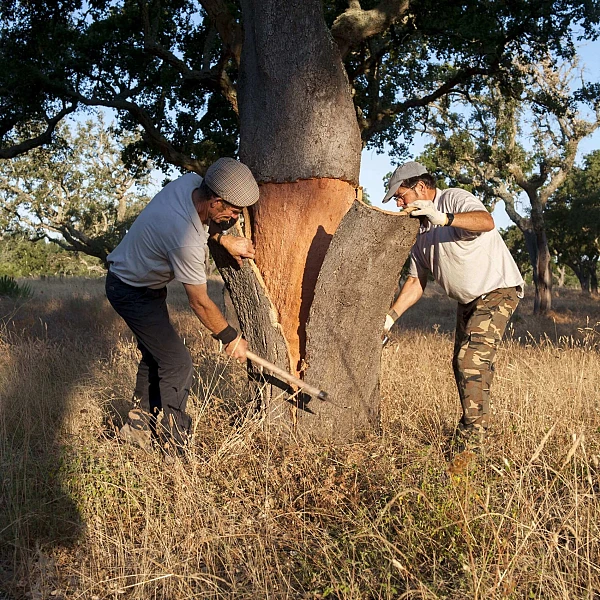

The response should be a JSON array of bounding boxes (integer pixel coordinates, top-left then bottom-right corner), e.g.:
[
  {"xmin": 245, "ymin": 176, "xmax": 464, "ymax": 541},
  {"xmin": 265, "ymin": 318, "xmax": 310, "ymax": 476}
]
[{"xmin": 118, "ymin": 409, "xmax": 153, "ymax": 452}]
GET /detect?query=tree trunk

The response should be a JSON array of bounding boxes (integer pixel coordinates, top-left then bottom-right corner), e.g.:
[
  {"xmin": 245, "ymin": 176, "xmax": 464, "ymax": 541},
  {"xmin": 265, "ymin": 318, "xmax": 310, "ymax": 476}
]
[
  {"xmin": 591, "ymin": 263, "xmax": 599, "ymax": 295},
  {"xmin": 215, "ymin": 0, "xmax": 418, "ymax": 440},
  {"xmin": 529, "ymin": 198, "xmax": 552, "ymax": 314},
  {"xmin": 555, "ymin": 264, "xmax": 566, "ymax": 288},
  {"xmin": 522, "ymin": 227, "xmax": 539, "ymax": 288},
  {"xmin": 567, "ymin": 262, "xmax": 589, "ymax": 294},
  {"xmin": 579, "ymin": 270, "xmax": 590, "ymax": 294},
  {"xmin": 534, "ymin": 228, "xmax": 552, "ymax": 313}
]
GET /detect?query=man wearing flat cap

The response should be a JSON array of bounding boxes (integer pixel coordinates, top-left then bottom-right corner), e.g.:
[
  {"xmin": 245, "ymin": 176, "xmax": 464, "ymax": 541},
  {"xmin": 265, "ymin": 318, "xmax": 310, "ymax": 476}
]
[
  {"xmin": 382, "ymin": 161, "xmax": 523, "ymax": 450},
  {"xmin": 106, "ymin": 157, "xmax": 259, "ymax": 454}
]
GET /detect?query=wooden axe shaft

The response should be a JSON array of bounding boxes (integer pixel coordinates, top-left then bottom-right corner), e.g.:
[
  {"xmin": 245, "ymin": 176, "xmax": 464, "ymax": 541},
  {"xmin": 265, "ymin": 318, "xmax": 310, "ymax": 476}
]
[{"xmin": 246, "ymin": 350, "xmax": 328, "ymax": 401}]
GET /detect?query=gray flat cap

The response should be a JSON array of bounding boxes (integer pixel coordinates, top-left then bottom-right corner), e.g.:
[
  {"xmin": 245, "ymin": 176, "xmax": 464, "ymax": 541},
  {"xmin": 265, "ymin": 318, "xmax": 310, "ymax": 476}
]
[
  {"xmin": 204, "ymin": 157, "xmax": 260, "ymax": 208},
  {"xmin": 382, "ymin": 161, "xmax": 429, "ymax": 203}
]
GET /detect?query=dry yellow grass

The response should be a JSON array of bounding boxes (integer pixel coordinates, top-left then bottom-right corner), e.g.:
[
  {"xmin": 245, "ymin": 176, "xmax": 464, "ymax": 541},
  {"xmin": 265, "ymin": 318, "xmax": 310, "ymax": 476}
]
[{"xmin": 1, "ymin": 278, "xmax": 600, "ymax": 599}]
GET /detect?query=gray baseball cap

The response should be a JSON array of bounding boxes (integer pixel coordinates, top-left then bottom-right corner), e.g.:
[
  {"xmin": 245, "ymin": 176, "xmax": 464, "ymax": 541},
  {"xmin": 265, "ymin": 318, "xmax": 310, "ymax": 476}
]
[
  {"xmin": 382, "ymin": 161, "xmax": 429, "ymax": 203},
  {"xmin": 204, "ymin": 157, "xmax": 260, "ymax": 208}
]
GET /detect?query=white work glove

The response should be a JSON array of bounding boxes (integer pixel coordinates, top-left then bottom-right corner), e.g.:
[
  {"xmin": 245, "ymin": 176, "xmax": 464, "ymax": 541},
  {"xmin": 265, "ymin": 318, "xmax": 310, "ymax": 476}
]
[
  {"xmin": 408, "ymin": 200, "xmax": 448, "ymax": 226},
  {"xmin": 384, "ymin": 309, "xmax": 398, "ymax": 333},
  {"xmin": 382, "ymin": 309, "xmax": 399, "ymax": 346}
]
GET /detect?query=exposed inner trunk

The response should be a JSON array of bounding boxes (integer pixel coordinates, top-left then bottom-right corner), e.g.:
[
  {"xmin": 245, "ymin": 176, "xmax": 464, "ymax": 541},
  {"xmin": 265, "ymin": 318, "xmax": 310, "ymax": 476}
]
[{"xmin": 252, "ymin": 179, "xmax": 356, "ymax": 373}]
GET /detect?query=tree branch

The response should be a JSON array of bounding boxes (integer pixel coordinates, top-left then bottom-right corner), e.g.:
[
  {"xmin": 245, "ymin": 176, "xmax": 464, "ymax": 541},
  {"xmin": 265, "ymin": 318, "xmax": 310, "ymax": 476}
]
[
  {"xmin": 361, "ymin": 65, "xmax": 491, "ymax": 141},
  {"xmin": 331, "ymin": 0, "xmax": 410, "ymax": 59},
  {"xmin": 0, "ymin": 105, "xmax": 77, "ymax": 159},
  {"xmin": 55, "ymin": 87, "xmax": 211, "ymax": 173},
  {"xmin": 140, "ymin": 7, "xmax": 239, "ymax": 113},
  {"xmin": 198, "ymin": 0, "xmax": 243, "ymax": 66}
]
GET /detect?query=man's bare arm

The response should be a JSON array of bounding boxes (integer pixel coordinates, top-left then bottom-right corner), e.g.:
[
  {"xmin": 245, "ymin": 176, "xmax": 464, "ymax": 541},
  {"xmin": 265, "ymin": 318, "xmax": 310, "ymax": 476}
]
[
  {"xmin": 390, "ymin": 274, "xmax": 427, "ymax": 319},
  {"xmin": 449, "ymin": 210, "xmax": 494, "ymax": 232},
  {"xmin": 183, "ymin": 282, "xmax": 247, "ymax": 360}
]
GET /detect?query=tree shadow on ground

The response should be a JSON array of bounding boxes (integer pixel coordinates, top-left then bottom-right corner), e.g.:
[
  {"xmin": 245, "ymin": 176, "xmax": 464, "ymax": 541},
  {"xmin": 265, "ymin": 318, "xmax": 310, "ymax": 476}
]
[{"xmin": 0, "ymin": 280, "xmax": 118, "ymax": 598}]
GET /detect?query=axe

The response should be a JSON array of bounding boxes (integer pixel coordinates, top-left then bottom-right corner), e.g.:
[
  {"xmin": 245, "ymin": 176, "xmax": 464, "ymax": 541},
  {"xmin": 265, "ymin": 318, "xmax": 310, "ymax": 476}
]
[{"xmin": 246, "ymin": 350, "xmax": 329, "ymax": 401}]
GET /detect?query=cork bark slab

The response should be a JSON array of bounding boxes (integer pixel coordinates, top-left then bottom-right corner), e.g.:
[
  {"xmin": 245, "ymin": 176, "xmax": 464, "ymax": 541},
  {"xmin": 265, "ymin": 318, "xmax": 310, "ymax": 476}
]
[
  {"xmin": 208, "ymin": 235, "xmax": 294, "ymax": 429},
  {"xmin": 300, "ymin": 201, "xmax": 420, "ymax": 441}
]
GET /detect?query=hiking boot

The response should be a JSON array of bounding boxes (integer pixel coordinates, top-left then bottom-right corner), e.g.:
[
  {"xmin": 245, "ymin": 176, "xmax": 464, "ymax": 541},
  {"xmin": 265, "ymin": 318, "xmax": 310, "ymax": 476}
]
[
  {"xmin": 453, "ymin": 423, "xmax": 487, "ymax": 454},
  {"xmin": 118, "ymin": 409, "xmax": 154, "ymax": 452}
]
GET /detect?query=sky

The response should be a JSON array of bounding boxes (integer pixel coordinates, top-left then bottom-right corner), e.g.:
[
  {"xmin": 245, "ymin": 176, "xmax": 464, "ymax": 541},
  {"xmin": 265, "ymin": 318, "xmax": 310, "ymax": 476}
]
[{"xmin": 359, "ymin": 38, "xmax": 600, "ymax": 229}]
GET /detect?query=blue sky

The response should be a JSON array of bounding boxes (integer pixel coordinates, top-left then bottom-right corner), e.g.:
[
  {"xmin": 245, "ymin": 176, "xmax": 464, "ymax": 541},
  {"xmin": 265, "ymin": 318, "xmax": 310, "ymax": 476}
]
[{"xmin": 360, "ymin": 39, "xmax": 600, "ymax": 229}]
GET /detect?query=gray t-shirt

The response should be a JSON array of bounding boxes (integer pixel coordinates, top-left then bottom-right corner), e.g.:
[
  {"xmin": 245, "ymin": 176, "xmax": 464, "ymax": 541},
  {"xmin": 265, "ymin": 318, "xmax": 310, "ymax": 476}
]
[
  {"xmin": 408, "ymin": 187, "xmax": 524, "ymax": 304},
  {"xmin": 107, "ymin": 173, "xmax": 208, "ymax": 288}
]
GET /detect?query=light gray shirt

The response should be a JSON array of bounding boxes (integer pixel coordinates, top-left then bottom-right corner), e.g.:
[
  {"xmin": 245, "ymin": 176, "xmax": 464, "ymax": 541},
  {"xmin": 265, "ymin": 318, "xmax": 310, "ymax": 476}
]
[
  {"xmin": 408, "ymin": 188, "xmax": 524, "ymax": 304},
  {"xmin": 107, "ymin": 173, "xmax": 208, "ymax": 288}
]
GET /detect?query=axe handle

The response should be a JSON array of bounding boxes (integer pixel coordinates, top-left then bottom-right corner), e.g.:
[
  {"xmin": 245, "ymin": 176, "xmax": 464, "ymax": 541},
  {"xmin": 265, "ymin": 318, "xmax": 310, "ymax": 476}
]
[{"xmin": 246, "ymin": 350, "xmax": 328, "ymax": 401}]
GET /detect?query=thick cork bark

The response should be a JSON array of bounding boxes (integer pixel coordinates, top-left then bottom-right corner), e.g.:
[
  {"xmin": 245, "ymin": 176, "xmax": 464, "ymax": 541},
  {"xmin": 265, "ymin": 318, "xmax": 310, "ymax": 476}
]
[
  {"xmin": 252, "ymin": 179, "xmax": 356, "ymax": 373},
  {"xmin": 302, "ymin": 202, "xmax": 420, "ymax": 441},
  {"xmin": 238, "ymin": 0, "xmax": 361, "ymax": 184}
]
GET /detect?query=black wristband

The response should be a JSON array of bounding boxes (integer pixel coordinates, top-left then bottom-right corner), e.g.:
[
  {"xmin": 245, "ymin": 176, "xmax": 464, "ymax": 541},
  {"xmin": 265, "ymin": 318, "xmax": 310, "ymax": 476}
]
[
  {"xmin": 445, "ymin": 213, "xmax": 455, "ymax": 226},
  {"xmin": 212, "ymin": 325, "xmax": 238, "ymax": 345},
  {"xmin": 216, "ymin": 232, "xmax": 224, "ymax": 244}
]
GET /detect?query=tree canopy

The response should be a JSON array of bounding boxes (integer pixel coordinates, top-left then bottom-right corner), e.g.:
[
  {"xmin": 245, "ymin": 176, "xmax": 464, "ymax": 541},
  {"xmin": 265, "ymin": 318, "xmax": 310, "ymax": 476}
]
[
  {"xmin": 1, "ymin": 0, "xmax": 598, "ymax": 171},
  {"xmin": 545, "ymin": 149, "xmax": 600, "ymax": 293},
  {"xmin": 0, "ymin": 116, "xmax": 152, "ymax": 263}
]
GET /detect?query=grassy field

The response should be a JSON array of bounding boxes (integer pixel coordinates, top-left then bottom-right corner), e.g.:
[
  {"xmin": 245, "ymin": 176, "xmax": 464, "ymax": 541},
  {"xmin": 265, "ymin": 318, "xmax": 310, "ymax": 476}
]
[{"xmin": 1, "ymin": 277, "xmax": 600, "ymax": 599}]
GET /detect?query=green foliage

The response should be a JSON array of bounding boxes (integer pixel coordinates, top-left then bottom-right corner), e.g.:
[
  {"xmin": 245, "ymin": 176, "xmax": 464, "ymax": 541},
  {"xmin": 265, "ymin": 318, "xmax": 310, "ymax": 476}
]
[
  {"xmin": 0, "ymin": 233, "xmax": 102, "ymax": 277},
  {"xmin": 545, "ymin": 150, "xmax": 600, "ymax": 291},
  {"xmin": 0, "ymin": 274, "xmax": 33, "ymax": 299},
  {"xmin": 1, "ymin": 0, "xmax": 598, "ymax": 166},
  {"xmin": 0, "ymin": 116, "xmax": 152, "ymax": 263}
]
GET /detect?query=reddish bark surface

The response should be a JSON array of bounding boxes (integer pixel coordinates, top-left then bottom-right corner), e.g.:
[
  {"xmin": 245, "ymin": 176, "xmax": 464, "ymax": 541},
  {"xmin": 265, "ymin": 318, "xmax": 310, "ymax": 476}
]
[{"xmin": 252, "ymin": 179, "xmax": 356, "ymax": 372}]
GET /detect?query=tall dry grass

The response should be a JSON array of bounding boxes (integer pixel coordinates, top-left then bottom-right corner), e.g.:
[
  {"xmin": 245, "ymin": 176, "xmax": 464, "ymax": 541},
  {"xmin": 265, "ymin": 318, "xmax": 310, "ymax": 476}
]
[{"xmin": 1, "ymin": 278, "xmax": 600, "ymax": 599}]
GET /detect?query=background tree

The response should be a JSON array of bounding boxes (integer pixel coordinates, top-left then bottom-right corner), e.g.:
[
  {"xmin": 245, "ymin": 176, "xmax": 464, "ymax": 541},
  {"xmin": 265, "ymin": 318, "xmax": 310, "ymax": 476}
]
[
  {"xmin": 1, "ymin": 0, "xmax": 599, "ymax": 439},
  {"xmin": 0, "ymin": 232, "xmax": 102, "ymax": 278},
  {"xmin": 0, "ymin": 117, "xmax": 152, "ymax": 264},
  {"xmin": 500, "ymin": 226, "xmax": 533, "ymax": 282},
  {"xmin": 545, "ymin": 150, "xmax": 600, "ymax": 294},
  {"xmin": 420, "ymin": 58, "xmax": 600, "ymax": 314}
]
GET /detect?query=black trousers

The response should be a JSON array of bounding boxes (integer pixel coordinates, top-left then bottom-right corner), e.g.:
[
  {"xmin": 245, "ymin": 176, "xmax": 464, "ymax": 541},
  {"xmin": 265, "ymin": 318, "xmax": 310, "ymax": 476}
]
[{"xmin": 105, "ymin": 270, "xmax": 193, "ymax": 445}]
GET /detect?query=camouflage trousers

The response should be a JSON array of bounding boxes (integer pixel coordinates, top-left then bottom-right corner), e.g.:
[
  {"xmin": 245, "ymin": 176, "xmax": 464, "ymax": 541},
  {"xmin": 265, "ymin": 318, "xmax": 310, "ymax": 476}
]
[{"xmin": 453, "ymin": 286, "xmax": 520, "ymax": 434}]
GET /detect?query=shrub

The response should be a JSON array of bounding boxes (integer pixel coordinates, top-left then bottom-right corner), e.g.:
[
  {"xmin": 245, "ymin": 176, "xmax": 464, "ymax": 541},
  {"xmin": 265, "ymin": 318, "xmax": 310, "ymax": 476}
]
[{"xmin": 0, "ymin": 275, "xmax": 33, "ymax": 299}]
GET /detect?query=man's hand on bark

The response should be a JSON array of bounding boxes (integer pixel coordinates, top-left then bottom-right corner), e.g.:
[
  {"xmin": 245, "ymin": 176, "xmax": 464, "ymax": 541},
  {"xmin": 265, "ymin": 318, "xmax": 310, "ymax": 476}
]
[
  {"xmin": 220, "ymin": 235, "xmax": 256, "ymax": 266},
  {"xmin": 408, "ymin": 200, "xmax": 448, "ymax": 226},
  {"xmin": 225, "ymin": 335, "xmax": 248, "ymax": 362}
]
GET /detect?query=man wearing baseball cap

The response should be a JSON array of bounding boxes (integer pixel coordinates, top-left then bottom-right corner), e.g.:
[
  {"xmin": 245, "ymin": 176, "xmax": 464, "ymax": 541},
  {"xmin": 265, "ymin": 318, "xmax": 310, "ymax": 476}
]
[
  {"xmin": 105, "ymin": 157, "xmax": 259, "ymax": 455},
  {"xmin": 382, "ymin": 161, "xmax": 523, "ymax": 451}
]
